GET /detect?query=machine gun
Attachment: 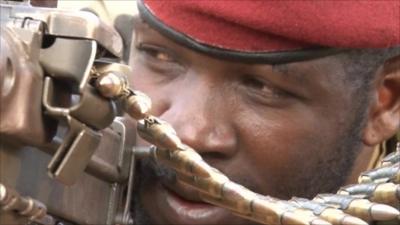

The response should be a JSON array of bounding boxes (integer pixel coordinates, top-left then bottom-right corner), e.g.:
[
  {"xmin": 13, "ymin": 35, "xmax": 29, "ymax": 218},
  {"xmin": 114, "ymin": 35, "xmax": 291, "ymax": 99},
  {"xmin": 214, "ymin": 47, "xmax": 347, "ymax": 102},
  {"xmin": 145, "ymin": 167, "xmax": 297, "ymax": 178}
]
[
  {"xmin": 1, "ymin": 1, "xmax": 399, "ymax": 225},
  {"xmin": 0, "ymin": 1, "xmax": 136, "ymax": 224}
]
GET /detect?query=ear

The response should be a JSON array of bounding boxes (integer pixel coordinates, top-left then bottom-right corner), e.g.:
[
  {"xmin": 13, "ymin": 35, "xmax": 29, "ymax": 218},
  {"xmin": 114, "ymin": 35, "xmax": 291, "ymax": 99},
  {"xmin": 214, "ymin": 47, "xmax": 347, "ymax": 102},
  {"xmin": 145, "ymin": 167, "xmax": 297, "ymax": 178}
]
[{"xmin": 363, "ymin": 55, "xmax": 400, "ymax": 146}]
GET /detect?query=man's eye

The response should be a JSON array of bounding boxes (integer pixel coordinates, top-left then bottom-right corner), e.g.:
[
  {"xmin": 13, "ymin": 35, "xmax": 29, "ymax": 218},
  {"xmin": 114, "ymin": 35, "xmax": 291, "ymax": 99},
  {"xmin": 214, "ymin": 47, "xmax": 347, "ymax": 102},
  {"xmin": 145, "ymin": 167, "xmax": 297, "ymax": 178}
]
[
  {"xmin": 241, "ymin": 77, "xmax": 290, "ymax": 103},
  {"xmin": 137, "ymin": 44, "xmax": 175, "ymax": 62},
  {"xmin": 242, "ymin": 77, "xmax": 266, "ymax": 91},
  {"xmin": 135, "ymin": 43, "xmax": 186, "ymax": 81}
]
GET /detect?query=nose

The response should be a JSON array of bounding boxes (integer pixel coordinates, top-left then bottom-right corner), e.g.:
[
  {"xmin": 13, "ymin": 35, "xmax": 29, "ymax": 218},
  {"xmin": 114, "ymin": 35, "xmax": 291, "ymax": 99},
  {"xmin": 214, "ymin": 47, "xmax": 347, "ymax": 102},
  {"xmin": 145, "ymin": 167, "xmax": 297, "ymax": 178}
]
[{"xmin": 157, "ymin": 77, "xmax": 238, "ymax": 159}]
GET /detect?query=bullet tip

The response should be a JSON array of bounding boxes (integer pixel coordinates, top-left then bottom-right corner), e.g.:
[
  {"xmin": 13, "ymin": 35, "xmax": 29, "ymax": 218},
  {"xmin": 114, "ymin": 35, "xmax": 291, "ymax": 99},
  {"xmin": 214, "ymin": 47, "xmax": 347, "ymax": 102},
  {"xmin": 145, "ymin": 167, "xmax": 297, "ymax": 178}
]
[
  {"xmin": 370, "ymin": 204, "xmax": 400, "ymax": 221},
  {"xmin": 341, "ymin": 216, "xmax": 368, "ymax": 225}
]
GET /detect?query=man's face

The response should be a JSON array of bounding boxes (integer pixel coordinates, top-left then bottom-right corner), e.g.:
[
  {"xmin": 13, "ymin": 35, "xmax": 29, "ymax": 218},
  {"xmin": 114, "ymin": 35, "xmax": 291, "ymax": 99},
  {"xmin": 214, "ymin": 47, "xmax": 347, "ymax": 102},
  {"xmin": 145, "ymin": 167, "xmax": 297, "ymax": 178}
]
[{"xmin": 129, "ymin": 21, "xmax": 367, "ymax": 225}]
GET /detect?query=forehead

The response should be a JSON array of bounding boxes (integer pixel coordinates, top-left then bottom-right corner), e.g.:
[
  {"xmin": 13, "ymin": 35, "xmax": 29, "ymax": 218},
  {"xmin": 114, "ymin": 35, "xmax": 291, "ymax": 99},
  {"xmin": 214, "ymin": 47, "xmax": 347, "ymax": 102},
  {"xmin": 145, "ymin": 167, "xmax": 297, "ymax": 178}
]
[{"xmin": 131, "ymin": 18, "xmax": 350, "ymax": 88}]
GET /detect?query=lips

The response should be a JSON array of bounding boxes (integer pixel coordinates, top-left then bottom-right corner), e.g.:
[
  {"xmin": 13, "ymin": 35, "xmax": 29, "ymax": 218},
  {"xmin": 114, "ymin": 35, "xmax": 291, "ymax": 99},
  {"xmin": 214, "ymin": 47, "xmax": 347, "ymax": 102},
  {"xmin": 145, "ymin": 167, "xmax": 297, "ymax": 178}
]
[
  {"xmin": 151, "ymin": 178, "xmax": 233, "ymax": 225},
  {"xmin": 136, "ymin": 142, "xmax": 247, "ymax": 224}
]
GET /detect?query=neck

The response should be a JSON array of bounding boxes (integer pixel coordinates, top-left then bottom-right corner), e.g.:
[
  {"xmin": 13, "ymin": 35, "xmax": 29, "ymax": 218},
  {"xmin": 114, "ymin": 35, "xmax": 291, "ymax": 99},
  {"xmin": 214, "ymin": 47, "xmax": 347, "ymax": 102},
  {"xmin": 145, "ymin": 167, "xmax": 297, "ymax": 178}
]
[{"xmin": 345, "ymin": 144, "xmax": 378, "ymax": 185}]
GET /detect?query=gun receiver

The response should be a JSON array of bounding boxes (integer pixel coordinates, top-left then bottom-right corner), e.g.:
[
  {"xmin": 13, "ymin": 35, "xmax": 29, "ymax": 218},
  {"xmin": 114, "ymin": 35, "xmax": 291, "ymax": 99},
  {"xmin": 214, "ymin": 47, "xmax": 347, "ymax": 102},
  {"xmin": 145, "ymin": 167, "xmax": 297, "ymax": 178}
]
[{"xmin": 0, "ymin": 1, "xmax": 134, "ymax": 224}]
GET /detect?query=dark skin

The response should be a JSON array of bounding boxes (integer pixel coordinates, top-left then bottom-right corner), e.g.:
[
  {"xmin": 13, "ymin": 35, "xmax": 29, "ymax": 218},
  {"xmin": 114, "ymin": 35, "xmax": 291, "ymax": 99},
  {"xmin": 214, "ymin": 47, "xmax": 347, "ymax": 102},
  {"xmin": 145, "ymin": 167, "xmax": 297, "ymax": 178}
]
[
  {"xmin": 129, "ymin": 20, "xmax": 400, "ymax": 225},
  {"xmin": 30, "ymin": 0, "xmax": 57, "ymax": 8}
]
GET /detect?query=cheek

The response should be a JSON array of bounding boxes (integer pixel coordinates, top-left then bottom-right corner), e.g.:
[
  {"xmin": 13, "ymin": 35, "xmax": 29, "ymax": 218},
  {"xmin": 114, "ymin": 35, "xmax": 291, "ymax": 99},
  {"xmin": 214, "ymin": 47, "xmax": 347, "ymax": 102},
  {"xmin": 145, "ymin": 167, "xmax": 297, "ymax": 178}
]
[{"xmin": 234, "ymin": 107, "xmax": 341, "ymax": 190}]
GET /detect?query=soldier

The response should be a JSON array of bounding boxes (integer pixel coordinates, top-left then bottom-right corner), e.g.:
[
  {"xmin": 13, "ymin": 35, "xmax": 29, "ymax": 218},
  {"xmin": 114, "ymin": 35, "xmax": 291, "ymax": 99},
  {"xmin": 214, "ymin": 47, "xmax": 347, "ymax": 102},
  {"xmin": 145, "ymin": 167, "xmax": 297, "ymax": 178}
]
[{"xmin": 127, "ymin": 1, "xmax": 400, "ymax": 225}]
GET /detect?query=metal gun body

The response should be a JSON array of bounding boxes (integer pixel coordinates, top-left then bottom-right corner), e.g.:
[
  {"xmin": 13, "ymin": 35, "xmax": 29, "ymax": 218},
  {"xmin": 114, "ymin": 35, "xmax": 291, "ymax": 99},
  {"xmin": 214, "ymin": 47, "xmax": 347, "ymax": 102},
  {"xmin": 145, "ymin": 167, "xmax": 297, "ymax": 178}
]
[{"xmin": 0, "ymin": 1, "xmax": 134, "ymax": 224}]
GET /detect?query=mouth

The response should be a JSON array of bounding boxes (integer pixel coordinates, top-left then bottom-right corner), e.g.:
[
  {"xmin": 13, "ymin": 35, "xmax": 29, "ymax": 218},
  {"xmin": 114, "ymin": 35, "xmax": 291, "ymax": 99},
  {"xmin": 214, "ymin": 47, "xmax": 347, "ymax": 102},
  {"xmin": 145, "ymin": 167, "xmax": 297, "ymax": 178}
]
[
  {"xmin": 150, "ymin": 179, "xmax": 232, "ymax": 225},
  {"xmin": 137, "ymin": 148, "xmax": 245, "ymax": 224}
]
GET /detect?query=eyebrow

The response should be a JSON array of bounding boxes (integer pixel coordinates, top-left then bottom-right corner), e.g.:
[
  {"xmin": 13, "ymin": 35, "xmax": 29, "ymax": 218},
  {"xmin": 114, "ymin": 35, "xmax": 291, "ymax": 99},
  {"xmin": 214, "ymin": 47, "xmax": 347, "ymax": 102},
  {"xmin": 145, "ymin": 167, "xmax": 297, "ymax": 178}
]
[
  {"xmin": 272, "ymin": 64, "xmax": 305, "ymax": 81},
  {"xmin": 271, "ymin": 64, "xmax": 308, "ymax": 83},
  {"xmin": 272, "ymin": 64, "xmax": 290, "ymax": 75}
]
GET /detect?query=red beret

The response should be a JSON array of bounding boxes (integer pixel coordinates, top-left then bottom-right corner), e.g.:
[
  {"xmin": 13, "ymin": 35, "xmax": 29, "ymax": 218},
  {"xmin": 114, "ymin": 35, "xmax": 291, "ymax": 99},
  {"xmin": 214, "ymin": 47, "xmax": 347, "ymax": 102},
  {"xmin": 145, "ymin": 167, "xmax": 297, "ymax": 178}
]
[{"xmin": 138, "ymin": 0, "xmax": 400, "ymax": 63}]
